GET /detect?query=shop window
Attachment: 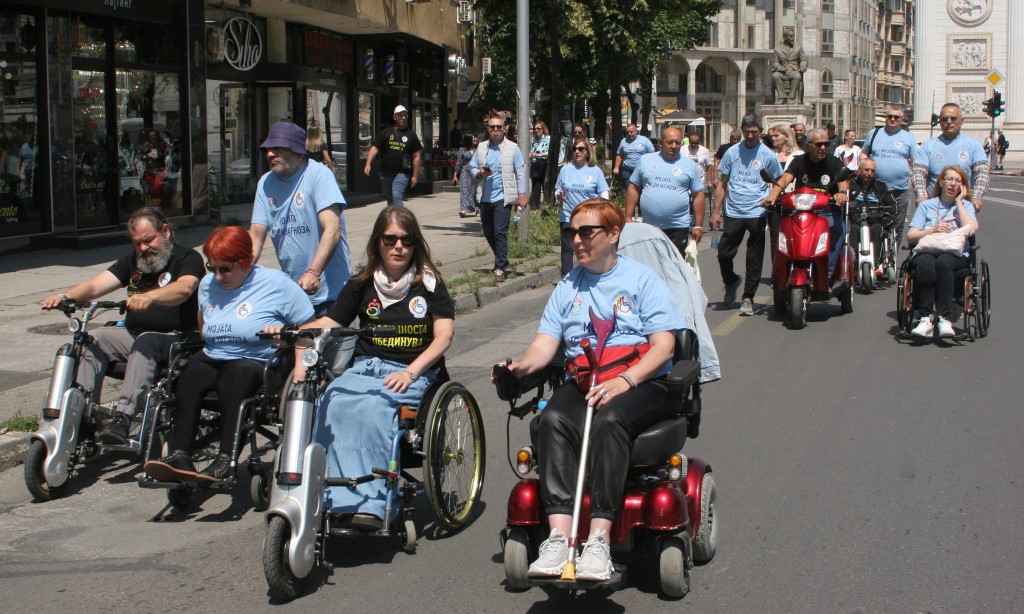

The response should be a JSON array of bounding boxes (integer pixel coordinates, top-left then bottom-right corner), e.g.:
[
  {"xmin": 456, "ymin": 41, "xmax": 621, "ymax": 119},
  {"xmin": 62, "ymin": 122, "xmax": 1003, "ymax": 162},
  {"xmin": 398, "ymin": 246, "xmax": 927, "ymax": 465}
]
[{"xmin": 358, "ymin": 92, "xmax": 376, "ymax": 160}]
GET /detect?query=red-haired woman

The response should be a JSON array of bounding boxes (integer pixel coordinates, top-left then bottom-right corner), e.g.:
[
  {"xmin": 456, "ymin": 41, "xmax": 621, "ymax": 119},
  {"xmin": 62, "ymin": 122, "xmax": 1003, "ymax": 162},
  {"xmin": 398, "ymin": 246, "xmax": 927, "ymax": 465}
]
[
  {"xmin": 501, "ymin": 199, "xmax": 684, "ymax": 581},
  {"xmin": 144, "ymin": 226, "xmax": 315, "ymax": 482}
]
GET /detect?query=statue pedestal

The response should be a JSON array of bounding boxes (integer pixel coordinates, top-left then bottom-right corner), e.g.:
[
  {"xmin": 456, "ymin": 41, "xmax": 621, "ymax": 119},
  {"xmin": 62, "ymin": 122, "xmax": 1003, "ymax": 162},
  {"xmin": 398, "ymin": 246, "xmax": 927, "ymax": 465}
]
[{"xmin": 759, "ymin": 104, "xmax": 814, "ymax": 128}]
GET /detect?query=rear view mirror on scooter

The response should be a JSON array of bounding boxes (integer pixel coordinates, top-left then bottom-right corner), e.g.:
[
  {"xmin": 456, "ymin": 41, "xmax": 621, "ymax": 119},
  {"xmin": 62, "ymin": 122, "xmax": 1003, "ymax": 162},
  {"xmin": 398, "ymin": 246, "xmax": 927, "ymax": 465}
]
[{"xmin": 759, "ymin": 168, "xmax": 778, "ymax": 185}]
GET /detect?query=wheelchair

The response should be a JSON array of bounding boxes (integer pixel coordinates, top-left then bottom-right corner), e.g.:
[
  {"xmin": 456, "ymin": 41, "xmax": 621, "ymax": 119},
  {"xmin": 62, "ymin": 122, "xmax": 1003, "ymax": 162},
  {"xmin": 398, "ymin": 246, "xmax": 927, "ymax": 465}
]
[
  {"xmin": 137, "ymin": 338, "xmax": 295, "ymax": 511},
  {"xmin": 895, "ymin": 236, "xmax": 991, "ymax": 341},
  {"xmin": 493, "ymin": 330, "xmax": 718, "ymax": 598},
  {"xmin": 259, "ymin": 326, "xmax": 485, "ymax": 601}
]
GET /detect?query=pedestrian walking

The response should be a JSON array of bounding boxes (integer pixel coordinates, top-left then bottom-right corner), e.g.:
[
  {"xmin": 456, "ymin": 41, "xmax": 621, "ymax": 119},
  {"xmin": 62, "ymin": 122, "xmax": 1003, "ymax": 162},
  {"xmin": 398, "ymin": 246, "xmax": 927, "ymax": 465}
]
[
  {"xmin": 555, "ymin": 137, "xmax": 609, "ymax": 274},
  {"xmin": 914, "ymin": 102, "xmax": 988, "ymax": 211},
  {"xmin": 859, "ymin": 106, "xmax": 917, "ymax": 244},
  {"xmin": 364, "ymin": 105, "xmax": 423, "ymax": 206},
  {"xmin": 612, "ymin": 124, "xmax": 655, "ymax": 195},
  {"xmin": 454, "ymin": 133, "xmax": 479, "ymax": 217}
]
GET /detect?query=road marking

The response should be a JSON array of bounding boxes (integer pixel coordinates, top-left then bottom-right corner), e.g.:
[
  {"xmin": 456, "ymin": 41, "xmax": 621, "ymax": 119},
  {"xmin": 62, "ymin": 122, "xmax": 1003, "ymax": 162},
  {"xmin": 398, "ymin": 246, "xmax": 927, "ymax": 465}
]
[
  {"xmin": 983, "ymin": 197, "xmax": 1024, "ymax": 209},
  {"xmin": 712, "ymin": 293, "xmax": 771, "ymax": 336}
]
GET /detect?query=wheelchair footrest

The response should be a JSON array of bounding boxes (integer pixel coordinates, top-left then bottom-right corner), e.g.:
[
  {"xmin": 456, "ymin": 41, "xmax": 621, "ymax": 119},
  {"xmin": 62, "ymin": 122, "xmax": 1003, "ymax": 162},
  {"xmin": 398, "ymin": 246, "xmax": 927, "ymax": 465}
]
[
  {"xmin": 528, "ymin": 567, "xmax": 627, "ymax": 590},
  {"xmin": 137, "ymin": 476, "xmax": 236, "ymax": 490}
]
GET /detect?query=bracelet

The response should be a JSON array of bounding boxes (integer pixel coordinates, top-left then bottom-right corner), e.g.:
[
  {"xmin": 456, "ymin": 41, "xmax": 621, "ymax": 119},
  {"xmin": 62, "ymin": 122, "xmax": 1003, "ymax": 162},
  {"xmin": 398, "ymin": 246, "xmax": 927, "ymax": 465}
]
[
  {"xmin": 404, "ymin": 370, "xmax": 418, "ymax": 382},
  {"xmin": 304, "ymin": 268, "xmax": 321, "ymax": 279},
  {"xmin": 618, "ymin": 372, "xmax": 637, "ymax": 389}
]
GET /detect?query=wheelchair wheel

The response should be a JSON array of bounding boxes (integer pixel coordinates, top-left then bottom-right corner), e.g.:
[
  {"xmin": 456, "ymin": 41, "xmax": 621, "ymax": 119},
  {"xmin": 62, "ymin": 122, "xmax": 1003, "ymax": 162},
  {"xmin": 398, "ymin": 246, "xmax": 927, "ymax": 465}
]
[
  {"xmin": 896, "ymin": 261, "xmax": 913, "ymax": 333},
  {"xmin": 503, "ymin": 528, "xmax": 531, "ymax": 590},
  {"xmin": 250, "ymin": 465, "xmax": 271, "ymax": 512},
  {"xmin": 659, "ymin": 535, "xmax": 692, "ymax": 599},
  {"xmin": 401, "ymin": 519, "xmax": 418, "ymax": 554},
  {"xmin": 979, "ymin": 260, "xmax": 991, "ymax": 337},
  {"xmin": 167, "ymin": 485, "xmax": 193, "ymax": 510},
  {"xmin": 263, "ymin": 515, "xmax": 304, "ymax": 601},
  {"xmin": 423, "ymin": 382, "xmax": 485, "ymax": 532},
  {"xmin": 692, "ymin": 472, "xmax": 718, "ymax": 565}
]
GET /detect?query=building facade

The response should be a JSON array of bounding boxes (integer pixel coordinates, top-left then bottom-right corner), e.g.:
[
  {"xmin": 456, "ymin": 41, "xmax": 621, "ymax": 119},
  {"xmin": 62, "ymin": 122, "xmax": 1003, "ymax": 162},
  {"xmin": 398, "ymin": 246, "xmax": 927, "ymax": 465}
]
[
  {"xmin": 873, "ymin": 0, "xmax": 915, "ymax": 122},
  {"xmin": 656, "ymin": 0, "xmax": 878, "ymax": 146},
  {"xmin": 0, "ymin": 0, "xmax": 474, "ymax": 251}
]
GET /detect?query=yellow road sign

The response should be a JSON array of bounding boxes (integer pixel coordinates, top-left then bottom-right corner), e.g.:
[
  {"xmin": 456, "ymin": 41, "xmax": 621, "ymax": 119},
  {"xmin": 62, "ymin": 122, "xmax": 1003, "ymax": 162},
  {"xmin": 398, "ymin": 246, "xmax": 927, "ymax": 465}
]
[{"xmin": 987, "ymin": 69, "xmax": 1004, "ymax": 88}]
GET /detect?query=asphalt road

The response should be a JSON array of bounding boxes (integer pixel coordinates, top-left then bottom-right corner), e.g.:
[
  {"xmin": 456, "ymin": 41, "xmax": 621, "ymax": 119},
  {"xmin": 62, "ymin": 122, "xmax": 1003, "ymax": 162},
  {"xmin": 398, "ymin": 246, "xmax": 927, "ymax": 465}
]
[{"xmin": 0, "ymin": 176, "xmax": 1022, "ymax": 613}]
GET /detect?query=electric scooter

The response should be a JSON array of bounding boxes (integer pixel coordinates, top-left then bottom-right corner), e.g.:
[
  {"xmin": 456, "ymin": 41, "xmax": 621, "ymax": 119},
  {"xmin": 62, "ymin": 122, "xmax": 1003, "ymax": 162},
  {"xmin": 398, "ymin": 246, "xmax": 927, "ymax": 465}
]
[
  {"xmin": 761, "ymin": 169, "xmax": 856, "ymax": 329},
  {"xmin": 850, "ymin": 193, "xmax": 898, "ymax": 294},
  {"xmin": 24, "ymin": 300, "xmax": 148, "ymax": 500}
]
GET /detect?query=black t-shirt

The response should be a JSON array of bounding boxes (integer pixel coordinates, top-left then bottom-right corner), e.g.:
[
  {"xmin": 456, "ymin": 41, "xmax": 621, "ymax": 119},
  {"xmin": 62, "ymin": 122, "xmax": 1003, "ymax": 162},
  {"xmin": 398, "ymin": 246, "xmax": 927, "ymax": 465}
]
[
  {"xmin": 783, "ymin": 154, "xmax": 846, "ymax": 194},
  {"xmin": 107, "ymin": 243, "xmax": 204, "ymax": 335},
  {"xmin": 327, "ymin": 276, "xmax": 455, "ymax": 366},
  {"xmin": 714, "ymin": 143, "xmax": 732, "ymax": 161},
  {"xmin": 374, "ymin": 127, "xmax": 423, "ymax": 177}
]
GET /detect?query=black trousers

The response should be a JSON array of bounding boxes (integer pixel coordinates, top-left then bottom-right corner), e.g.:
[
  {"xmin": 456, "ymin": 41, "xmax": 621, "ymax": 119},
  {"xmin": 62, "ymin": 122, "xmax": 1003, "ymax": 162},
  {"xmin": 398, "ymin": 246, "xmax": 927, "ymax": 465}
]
[
  {"xmin": 717, "ymin": 214, "xmax": 767, "ymax": 300},
  {"xmin": 536, "ymin": 379, "xmax": 671, "ymax": 521},
  {"xmin": 172, "ymin": 353, "xmax": 264, "ymax": 454},
  {"xmin": 662, "ymin": 228, "xmax": 690, "ymax": 256},
  {"xmin": 910, "ymin": 252, "xmax": 969, "ymax": 319}
]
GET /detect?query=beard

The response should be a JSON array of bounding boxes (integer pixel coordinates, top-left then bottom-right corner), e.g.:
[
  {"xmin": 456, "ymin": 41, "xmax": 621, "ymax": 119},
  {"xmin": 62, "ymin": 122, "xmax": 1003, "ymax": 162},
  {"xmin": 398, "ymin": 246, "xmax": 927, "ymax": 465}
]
[{"xmin": 137, "ymin": 240, "xmax": 174, "ymax": 274}]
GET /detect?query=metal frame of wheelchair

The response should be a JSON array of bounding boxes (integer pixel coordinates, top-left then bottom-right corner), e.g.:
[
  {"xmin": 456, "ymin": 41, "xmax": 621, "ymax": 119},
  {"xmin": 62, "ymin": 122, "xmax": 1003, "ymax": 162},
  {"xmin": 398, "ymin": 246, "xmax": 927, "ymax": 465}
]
[
  {"xmin": 260, "ymin": 327, "xmax": 486, "ymax": 601},
  {"xmin": 495, "ymin": 330, "xmax": 718, "ymax": 598},
  {"xmin": 137, "ymin": 339, "xmax": 295, "ymax": 511},
  {"xmin": 895, "ymin": 238, "xmax": 991, "ymax": 342}
]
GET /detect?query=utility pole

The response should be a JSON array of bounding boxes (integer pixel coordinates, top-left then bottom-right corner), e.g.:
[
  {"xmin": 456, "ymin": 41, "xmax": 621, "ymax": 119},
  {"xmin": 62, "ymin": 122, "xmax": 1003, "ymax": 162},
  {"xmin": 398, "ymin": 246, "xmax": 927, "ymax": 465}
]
[{"xmin": 516, "ymin": 0, "xmax": 530, "ymax": 240}]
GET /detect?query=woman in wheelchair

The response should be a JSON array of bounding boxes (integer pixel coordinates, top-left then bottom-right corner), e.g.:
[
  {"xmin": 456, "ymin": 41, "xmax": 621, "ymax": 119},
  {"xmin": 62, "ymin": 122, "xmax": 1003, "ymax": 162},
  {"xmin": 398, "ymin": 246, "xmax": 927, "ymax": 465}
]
[
  {"xmin": 502, "ymin": 199, "xmax": 683, "ymax": 582},
  {"xmin": 906, "ymin": 166, "xmax": 979, "ymax": 339},
  {"xmin": 144, "ymin": 226, "xmax": 315, "ymax": 481},
  {"xmin": 295, "ymin": 206, "xmax": 454, "ymax": 532}
]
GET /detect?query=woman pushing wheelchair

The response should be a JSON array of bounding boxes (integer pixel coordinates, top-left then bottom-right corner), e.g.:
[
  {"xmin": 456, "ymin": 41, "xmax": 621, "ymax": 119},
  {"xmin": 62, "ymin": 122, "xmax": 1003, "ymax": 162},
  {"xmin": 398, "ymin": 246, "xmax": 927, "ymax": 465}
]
[
  {"xmin": 283, "ymin": 206, "xmax": 454, "ymax": 531},
  {"xmin": 499, "ymin": 199, "xmax": 684, "ymax": 582}
]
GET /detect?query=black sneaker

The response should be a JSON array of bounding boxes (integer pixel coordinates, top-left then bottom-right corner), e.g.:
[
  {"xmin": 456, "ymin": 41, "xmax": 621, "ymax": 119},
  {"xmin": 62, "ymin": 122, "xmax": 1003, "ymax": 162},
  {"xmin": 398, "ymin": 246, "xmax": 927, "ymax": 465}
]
[
  {"xmin": 199, "ymin": 454, "xmax": 232, "ymax": 482},
  {"xmin": 144, "ymin": 450, "xmax": 198, "ymax": 481},
  {"xmin": 98, "ymin": 412, "xmax": 131, "ymax": 445}
]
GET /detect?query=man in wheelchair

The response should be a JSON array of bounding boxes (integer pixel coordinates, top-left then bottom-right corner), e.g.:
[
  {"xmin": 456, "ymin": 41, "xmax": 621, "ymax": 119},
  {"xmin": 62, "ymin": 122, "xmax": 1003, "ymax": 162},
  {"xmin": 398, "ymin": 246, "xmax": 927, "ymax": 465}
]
[
  {"xmin": 848, "ymin": 158, "xmax": 897, "ymax": 278},
  {"xmin": 40, "ymin": 207, "xmax": 204, "ymax": 446}
]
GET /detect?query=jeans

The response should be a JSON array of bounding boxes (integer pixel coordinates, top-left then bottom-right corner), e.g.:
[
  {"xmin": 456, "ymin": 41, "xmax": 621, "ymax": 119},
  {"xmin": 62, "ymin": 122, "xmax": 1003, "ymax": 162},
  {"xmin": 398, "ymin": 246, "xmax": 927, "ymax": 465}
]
[
  {"xmin": 315, "ymin": 356, "xmax": 438, "ymax": 517},
  {"xmin": 717, "ymin": 214, "xmax": 767, "ymax": 300},
  {"xmin": 616, "ymin": 168, "xmax": 635, "ymax": 196},
  {"xmin": 480, "ymin": 200, "xmax": 511, "ymax": 271},
  {"xmin": 381, "ymin": 172, "xmax": 411, "ymax": 206},
  {"xmin": 535, "ymin": 379, "xmax": 672, "ymax": 520},
  {"xmin": 910, "ymin": 252, "xmax": 969, "ymax": 318},
  {"xmin": 77, "ymin": 327, "xmax": 181, "ymax": 418},
  {"xmin": 821, "ymin": 209, "xmax": 846, "ymax": 281}
]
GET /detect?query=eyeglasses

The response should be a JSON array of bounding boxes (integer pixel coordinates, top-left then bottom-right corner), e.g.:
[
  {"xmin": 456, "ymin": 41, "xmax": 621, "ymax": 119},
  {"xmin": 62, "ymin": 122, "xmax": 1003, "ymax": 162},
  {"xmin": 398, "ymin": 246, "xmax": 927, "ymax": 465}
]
[
  {"xmin": 381, "ymin": 233, "xmax": 416, "ymax": 247},
  {"xmin": 811, "ymin": 141, "xmax": 830, "ymax": 147},
  {"xmin": 573, "ymin": 146, "xmax": 587, "ymax": 152},
  {"xmin": 563, "ymin": 225, "xmax": 607, "ymax": 240},
  {"xmin": 939, "ymin": 116, "xmax": 960, "ymax": 123},
  {"xmin": 487, "ymin": 125, "xmax": 504, "ymax": 130},
  {"xmin": 205, "ymin": 261, "xmax": 237, "ymax": 274},
  {"xmin": 573, "ymin": 131, "xmax": 584, "ymax": 136},
  {"xmin": 885, "ymin": 114, "xmax": 903, "ymax": 120}
]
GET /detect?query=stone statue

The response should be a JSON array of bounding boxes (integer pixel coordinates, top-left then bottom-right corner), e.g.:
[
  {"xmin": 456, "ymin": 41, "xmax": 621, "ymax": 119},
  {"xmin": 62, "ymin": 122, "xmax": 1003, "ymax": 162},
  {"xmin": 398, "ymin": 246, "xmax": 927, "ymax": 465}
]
[{"xmin": 771, "ymin": 30, "xmax": 808, "ymax": 104}]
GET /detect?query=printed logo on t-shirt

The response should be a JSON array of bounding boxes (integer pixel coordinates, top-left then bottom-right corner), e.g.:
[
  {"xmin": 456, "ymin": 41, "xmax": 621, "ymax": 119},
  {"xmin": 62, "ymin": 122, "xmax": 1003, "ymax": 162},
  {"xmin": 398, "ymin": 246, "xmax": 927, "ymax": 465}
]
[
  {"xmin": 570, "ymin": 296, "xmax": 583, "ymax": 315},
  {"xmin": 237, "ymin": 302, "xmax": 253, "ymax": 318},
  {"xmin": 935, "ymin": 154, "xmax": 943, "ymax": 162},
  {"xmin": 672, "ymin": 167, "xmax": 682, "ymax": 176},
  {"xmin": 408, "ymin": 296, "xmax": 428, "ymax": 318},
  {"xmin": 752, "ymin": 160, "xmax": 762, "ymax": 170},
  {"xmin": 614, "ymin": 293, "xmax": 633, "ymax": 314},
  {"xmin": 896, "ymin": 141, "xmax": 909, "ymax": 151},
  {"xmin": 205, "ymin": 303, "xmax": 216, "ymax": 318},
  {"xmin": 158, "ymin": 272, "xmax": 172, "ymax": 287},
  {"xmin": 295, "ymin": 191, "xmax": 305, "ymax": 209},
  {"xmin": 821, "ymin": 174, "xmax": 831, "ymax": 185},
  {"xmin": 402, "ymin": 136, "xmax": 409, "ymax": 144},
  {"xmin": 268, "ymin": 197, "xmax": 278, "ymax": 211},
  {"xmin": 584, "ymin": 175, "xmax": 593, "ymax": 183},
  {"xmin": 366, "ymin": 298, "xmax": 382, "ymax": 318},
  {"xmin": 959, "ymin": 151, "xmax": 968, "ymax": 161}
]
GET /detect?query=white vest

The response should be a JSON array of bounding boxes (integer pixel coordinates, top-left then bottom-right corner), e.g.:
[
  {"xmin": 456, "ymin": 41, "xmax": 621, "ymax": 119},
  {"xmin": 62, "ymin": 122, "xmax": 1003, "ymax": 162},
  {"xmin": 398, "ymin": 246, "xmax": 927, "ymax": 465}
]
[{"xmin": 476, "ymin": 138, "xmax": 519, "ymax": 205}]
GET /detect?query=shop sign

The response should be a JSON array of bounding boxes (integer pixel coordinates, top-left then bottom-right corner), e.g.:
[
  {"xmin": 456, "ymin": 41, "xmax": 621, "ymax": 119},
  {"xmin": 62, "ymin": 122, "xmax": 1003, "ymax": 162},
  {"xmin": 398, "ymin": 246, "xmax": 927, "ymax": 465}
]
[
  {"xmin": 303, "ymin": 31, "xmax": 352, "ymax": 72},
  {"xmin": 224, "ymin": 17, "xmax": 262, "ymax": 72}
]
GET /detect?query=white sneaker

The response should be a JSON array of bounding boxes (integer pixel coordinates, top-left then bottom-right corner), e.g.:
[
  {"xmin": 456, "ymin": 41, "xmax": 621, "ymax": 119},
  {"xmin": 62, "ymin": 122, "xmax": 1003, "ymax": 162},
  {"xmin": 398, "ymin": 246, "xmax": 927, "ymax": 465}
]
[
  {"xmin": 527, "ymin": 528, "xmax": 570, "ymax": 578},
  {"xmin": 911, "ymin": 317, "xmax": 934, "ymax": 339},
  {"xmin": 575, "ymin": 536, "xmax": 613, "ymax": 581},
  {"xmin": 936, "ymin": 316, "xmax": 956, "ymax": 338},
  {"xmin": 739, "ymin": 298, "xmax": 754, "ymax": 316}
]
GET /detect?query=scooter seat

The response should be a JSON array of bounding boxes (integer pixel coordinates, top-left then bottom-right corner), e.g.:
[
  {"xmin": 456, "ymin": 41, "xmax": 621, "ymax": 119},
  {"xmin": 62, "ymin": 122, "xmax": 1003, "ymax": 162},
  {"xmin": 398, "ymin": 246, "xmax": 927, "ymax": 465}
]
[{"xmin": 628, "ymin": 414, "xmax": 688, "ymax": 467}]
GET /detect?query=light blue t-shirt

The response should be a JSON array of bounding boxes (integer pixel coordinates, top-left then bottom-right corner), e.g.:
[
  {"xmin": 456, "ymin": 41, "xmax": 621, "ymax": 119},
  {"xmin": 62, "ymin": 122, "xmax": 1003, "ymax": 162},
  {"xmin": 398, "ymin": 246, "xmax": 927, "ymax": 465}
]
[
  {"xmin": 539, "ymin": 256, "xmax": 684, "ymax": 376},
  {"xmin": 616, "ymin": 135, "xmax": 655, "ymax": 170},
  {"xmin": 909, "ymin": 197, "xmax": 977, "ymax": 258},
  {"xmin": 470, "ymin": 143, "xmax": 526, "ymax": 203},
  {"xmin": 555, "ymin": 163, "xmax": 610, "ymax": 222},
  {"xmin": 915, "ymin": 135, "xmax": 987, "ymax": 195},
  {"xmin": 199, "ymin": 266, "xmax": 315, "ymax": 362},
  {"xmin": 252, "ymin": 160, "xmax": 352, "ymax": 305},
  {"xmin": 629, "ymin": 153, "xmax": 704, "ymax": 229},
  {"xmin": 863, "ymin": 127, "xmax": 917, "ymax": 190},
  {"xmin": 719, "ymin": 142, "xmax": 783, "ymax": 218}
]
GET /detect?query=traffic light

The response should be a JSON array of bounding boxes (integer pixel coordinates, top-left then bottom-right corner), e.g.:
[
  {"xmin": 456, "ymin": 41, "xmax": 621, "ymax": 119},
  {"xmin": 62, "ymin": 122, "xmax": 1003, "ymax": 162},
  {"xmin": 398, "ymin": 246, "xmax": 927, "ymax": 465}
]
[
  {"xmin": 983, "ymin": 97, "xmax": 994, "ymax": 118},
  {"xmin": 993, "ymin": 91, "xmax": 1005, "ymax": 117},
  {"xmin": 931, "ymin": 113, "xmax": 939, "ymax": 127}
]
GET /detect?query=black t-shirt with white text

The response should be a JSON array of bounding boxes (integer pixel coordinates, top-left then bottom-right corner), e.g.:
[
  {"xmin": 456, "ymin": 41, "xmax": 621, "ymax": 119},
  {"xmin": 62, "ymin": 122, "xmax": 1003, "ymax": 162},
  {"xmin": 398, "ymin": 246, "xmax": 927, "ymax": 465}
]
[
  {"xmin": 374, "ymin": 127, "xmax": 423, "ymax": 177},
  {"xmin": 106, "ymin": 243, "xmax": 204, "ymax": 335},
  {"xmin": 783, "ymin": 154, "xmax": 846, "ymax": 194}
]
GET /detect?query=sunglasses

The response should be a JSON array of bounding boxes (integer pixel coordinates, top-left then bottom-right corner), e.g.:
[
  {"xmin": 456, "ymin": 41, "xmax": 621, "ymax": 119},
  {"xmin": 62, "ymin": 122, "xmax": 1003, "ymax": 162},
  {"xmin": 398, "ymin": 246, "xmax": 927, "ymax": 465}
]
[
  {"xmin": 811, "ymin": 141, "xmax": 830, "ymax": 147},
  {"xmin": 939, "ymin": 116, "xmax": 960, "ymax": 123},
  {"xmin": 205, "ymin": 261, "xmax": 237, "ymax": 274},
  {"xmin": 886, "ymin": 114, "xmax": 903, "ymax": 120},
  {"xmin": 381, "ymin": 233, "xmax": 416, "ymax": 247},
  {"xmin": 563, "ymin": 225, "xmax": 607, "ymax": 239},
  {"xmin": 573, "ymin": 146, "xmax": 587, "ymax": 152},
  {"xmin": 487, "ymin": 125, "xmax": 504, "ymax": 130}
]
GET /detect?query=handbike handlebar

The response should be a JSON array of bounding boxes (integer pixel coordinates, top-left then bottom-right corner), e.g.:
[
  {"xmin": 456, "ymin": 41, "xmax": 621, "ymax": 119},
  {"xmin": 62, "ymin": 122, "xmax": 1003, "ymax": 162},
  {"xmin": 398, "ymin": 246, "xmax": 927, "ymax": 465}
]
[
  {"xmin": 256, "ymin": 324, "xmax": 397, "ymax": 341},
  {"xmin": 45, "ymin": 299, "xmax": 127, "ymax": 316}
]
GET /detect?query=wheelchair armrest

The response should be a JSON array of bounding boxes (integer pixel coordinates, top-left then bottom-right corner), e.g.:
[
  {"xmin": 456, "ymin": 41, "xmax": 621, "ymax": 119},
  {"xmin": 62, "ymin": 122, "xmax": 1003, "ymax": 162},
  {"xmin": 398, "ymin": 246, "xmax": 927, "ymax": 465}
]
[
  {"xmin": 665, "ymin": 360, "xmax": 700, "ymax": 394},
  {"xmin": 673, "ymin": 329, "xmax": 698, "ymax": 362},
  {"xmin": 492, "ymin": 364, "xmax": 557, "ymax": 402}
]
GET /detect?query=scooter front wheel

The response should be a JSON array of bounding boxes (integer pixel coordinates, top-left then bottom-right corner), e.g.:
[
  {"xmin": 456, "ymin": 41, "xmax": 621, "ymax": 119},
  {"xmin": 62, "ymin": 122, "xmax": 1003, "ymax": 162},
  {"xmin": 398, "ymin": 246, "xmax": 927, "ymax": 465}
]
[
  {"xmin": 859, "ymin": 262, "xmax": 874, "ymax": 294},
  {"xmin": 263, "ymin": 515, "xmax": 305, "ymax": 601},
  {"xmin": 659, "ymin": 535, "xmax": 692, "ymax": 598},
  {"xmin": 789, "ymin": 287, "xmax": 807, "ymax": 329},
  {"xmin": 503, "ymin": 528, "xmax": 531, "ymax": 590},
  {"xmin": 24, "ymin": 439, "xmax": 66, "ymax": 501}
]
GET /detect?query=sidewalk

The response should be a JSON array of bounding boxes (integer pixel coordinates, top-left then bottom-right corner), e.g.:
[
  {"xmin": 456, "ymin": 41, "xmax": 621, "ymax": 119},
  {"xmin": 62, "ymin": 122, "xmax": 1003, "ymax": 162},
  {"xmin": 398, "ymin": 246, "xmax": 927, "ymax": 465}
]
[{"xmin": 0, "ymin": 191, "xmax": 559, "ymax": 465}]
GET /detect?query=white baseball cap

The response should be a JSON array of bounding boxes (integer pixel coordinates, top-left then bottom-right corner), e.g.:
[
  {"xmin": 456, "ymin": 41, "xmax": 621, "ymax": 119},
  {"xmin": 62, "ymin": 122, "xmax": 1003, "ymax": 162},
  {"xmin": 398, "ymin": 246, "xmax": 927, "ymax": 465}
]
[{"xmin": 394, "ymin": 105, "xmax": 408, "ymax": 115}]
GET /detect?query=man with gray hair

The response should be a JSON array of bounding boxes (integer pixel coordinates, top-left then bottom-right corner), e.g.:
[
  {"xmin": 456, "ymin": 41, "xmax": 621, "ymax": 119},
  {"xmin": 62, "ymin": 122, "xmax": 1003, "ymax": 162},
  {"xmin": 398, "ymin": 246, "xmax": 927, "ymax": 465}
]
[
  {"xmin": 913, "ymin": 102, "xmax": 988, "ymax": 211},
  {"xmin": 710, "ymin": 114, "xmax": 783, "ymax": 316},
  {"xmin": 859, "ymin": 106, "xmax": 917, "ymax": 244}
]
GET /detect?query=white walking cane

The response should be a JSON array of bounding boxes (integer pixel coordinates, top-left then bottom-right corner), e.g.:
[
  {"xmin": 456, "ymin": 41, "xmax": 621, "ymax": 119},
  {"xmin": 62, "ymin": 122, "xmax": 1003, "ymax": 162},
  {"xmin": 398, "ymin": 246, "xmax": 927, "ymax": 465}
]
[{"xmin": 561, "ymin": 307, "xmax": 616, "ymax": 582}]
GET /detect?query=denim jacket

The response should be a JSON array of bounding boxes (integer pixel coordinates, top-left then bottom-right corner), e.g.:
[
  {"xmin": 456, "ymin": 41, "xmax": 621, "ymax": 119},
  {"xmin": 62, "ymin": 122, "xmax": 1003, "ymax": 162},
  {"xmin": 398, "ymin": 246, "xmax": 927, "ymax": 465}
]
[{"xmin": 617, "ymin": 223, "xmax": 721, "ymax": 383}]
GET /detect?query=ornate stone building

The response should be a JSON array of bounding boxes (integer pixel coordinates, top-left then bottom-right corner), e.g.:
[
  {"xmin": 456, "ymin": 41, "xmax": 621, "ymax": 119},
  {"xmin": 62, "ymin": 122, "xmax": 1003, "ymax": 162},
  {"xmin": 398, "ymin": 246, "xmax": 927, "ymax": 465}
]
[
  {"xmin": 911, "ymin": 0, "xmax": 1020, "ymax": 158},
  {"xmin": 873, "ymin": 0, "xmax": 915, "ymax": 121}
]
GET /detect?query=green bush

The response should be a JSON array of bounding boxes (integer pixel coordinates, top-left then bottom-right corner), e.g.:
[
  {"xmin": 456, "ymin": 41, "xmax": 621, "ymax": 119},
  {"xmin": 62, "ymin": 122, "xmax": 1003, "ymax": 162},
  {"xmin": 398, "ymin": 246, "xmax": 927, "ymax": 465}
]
[{"xmin": 0, "ymin": 411, "xmax": 39, "ymax": 433}]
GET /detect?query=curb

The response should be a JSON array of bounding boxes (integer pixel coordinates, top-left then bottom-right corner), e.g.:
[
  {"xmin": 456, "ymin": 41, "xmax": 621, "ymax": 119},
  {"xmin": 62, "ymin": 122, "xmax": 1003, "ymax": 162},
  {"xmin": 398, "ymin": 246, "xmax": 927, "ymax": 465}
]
[
  {"xmin": 451, "ymin": 263, "xmax": 561, "ymax": 315},
  {"xmin": 0, "ymin": 431, "xmax": 31, "ymax": 473}
]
